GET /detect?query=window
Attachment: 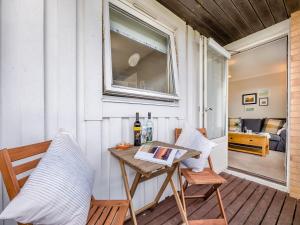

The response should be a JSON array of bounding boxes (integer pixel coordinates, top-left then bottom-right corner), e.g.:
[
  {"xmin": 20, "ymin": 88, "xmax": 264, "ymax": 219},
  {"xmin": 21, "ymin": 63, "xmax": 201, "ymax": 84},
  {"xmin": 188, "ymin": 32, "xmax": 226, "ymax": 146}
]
[{"xmin": 103, "ymin": 0, "xmax": 179, "ymax": 101}]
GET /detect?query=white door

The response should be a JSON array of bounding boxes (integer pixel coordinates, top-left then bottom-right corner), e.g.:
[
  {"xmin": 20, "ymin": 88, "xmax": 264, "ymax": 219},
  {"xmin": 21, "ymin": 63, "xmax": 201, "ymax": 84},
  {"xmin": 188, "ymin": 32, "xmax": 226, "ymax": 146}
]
[{"xmin": 203, "ymin": 38, "xmax": 230, "ymax": 172}]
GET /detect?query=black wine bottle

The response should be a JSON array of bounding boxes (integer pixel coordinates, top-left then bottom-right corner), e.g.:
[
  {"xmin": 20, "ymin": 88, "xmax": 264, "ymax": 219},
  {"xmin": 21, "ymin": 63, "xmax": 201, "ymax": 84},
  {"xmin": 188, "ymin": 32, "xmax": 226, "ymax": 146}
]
[{"xmin": 133, "ymin": 112, "xmax": 141, "ymax": 146}]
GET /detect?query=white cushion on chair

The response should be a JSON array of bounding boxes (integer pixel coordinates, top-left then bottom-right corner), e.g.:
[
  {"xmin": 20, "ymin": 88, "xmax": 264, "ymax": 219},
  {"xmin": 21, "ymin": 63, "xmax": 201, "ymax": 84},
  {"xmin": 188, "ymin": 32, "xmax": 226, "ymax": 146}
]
[
  {"xmin": 176, "ymin": 124, "xmax": 216, "ymax": 172},
  {"xmin": 0, "ymin": 132, "xmax": 95, "ymax": 225}
]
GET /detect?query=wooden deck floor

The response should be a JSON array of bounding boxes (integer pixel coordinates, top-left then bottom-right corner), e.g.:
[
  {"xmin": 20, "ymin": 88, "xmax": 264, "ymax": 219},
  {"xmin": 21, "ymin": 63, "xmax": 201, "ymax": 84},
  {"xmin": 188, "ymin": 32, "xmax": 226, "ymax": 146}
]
[{"xmin": 125, "ymin": 173, "xmax": 300, "ymax": 225}]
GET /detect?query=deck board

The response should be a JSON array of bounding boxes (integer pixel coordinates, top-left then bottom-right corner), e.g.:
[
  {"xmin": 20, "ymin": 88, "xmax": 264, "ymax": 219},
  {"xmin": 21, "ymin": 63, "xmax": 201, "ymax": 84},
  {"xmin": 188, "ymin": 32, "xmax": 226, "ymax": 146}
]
[
  {"xmin": 160, "ymin": 174, "xmax": 237, "ymax": 225},
  {"xmin": 293, "ymin": 200, "xmax": 300, "ymax": 225},
  {"xmin": 230, "ymin": 185, "xmax": 267, "ymax": 225},
  {"xmin": 125, "ymin": 173, "xmax": 299, "ymax": 225},
  {"xmin": 204, "ymin": 179, "xmax": 251, "ymax": 219},
  {"xmin": 277, "ymin": 196, "xmax": 297, "ymax": 225},
  {"xmin": 225, "ymin": 182, "xmax": 258, "ymax": 221},
  {"xmin": 244, "ymin": 188, "xmax": 276, "ymax": 225}
]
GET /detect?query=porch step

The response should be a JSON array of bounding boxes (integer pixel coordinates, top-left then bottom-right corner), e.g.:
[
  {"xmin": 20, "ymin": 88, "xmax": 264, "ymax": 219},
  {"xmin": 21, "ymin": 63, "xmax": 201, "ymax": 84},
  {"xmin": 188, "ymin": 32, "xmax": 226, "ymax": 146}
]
[{"xmin": 188, "ymin": 218, "xmax": 227, "ymax": 225}]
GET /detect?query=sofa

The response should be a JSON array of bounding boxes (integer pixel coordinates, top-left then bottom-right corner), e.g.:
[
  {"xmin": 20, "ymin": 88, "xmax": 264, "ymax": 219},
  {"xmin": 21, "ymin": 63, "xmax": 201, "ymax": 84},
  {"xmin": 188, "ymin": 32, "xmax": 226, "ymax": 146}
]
[{"xmin": 229, "ymin": 118, "xmax": 287, "ymax": 152}]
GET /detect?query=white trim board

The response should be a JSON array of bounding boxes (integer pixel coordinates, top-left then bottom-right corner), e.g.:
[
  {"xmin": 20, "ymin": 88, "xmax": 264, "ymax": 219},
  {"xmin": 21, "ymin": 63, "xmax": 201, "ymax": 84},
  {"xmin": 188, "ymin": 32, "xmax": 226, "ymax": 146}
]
[
  {"xmin": 224, "ymin": 20, "xmax": 291, "ymax": 192},
  {"xmin": 225, "ymin": 169, "xmax": 288, "ymax": 192},
  {"xmin": 225, "ymin": 19, "xmax": 290, "ymax": 53}
]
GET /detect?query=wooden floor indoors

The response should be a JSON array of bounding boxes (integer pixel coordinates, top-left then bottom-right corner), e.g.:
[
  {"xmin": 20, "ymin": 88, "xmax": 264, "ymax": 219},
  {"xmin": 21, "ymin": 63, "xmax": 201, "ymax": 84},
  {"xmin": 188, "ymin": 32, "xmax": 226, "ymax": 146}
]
[{"xmin": 125, "ymin": 173, "xmax": 300, "ymax": 225}]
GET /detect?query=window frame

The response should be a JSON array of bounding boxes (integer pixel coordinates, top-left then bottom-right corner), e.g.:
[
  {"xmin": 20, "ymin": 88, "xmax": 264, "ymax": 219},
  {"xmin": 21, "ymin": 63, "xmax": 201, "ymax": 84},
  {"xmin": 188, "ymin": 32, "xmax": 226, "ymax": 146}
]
[{"xmin": 103, "ymin": 0, "xmax": 180, "ymax": 101}]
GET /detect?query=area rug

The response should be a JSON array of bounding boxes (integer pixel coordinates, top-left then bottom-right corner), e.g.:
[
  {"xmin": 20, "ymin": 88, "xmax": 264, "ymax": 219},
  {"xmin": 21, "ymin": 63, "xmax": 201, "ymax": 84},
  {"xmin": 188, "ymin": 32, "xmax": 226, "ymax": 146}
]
[{"xmin": 228, "ymin": 150, "xmax": 286, "ymax": 183}]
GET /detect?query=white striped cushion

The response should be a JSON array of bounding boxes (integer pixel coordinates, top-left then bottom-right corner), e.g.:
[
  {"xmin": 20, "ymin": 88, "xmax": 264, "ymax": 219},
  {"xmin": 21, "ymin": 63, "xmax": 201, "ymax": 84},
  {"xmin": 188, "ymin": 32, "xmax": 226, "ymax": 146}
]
[
  {"xmin": 176, "ymin": 124, "xmax": 216, "ymax": 172},
  {"xmin": 0, "ymin": 132, "xmax": 95, "ymax": 225}
]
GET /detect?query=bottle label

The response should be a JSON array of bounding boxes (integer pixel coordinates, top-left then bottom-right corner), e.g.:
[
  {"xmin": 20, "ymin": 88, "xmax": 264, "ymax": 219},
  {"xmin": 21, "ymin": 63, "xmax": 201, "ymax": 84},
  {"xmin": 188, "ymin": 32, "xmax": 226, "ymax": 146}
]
[
  {"xmin": 133, "ymin": 127, "xmax": 141, "ymax": 131},
  {"xmin": 146, "ymin": 127, "xmax": 153, "ymax": 142}
]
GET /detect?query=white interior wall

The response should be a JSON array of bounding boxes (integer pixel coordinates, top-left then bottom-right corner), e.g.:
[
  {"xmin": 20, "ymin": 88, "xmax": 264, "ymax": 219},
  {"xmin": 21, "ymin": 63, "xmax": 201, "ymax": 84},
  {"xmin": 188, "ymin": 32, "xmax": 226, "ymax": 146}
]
[
  {"xmin": 229, "ymin": 72, "xmax": 288, "ymax": 118},
  {"xmin": 0, "ymin": 1, "xmax": 228, "ymax": 224}
]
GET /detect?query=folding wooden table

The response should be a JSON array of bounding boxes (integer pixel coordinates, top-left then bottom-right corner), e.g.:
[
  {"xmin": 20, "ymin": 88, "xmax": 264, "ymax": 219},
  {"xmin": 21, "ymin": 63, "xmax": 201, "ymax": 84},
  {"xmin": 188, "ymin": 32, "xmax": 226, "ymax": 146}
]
[{"xmin": 109, "ymin": 141, "xmax": 200, "ymax": 225}]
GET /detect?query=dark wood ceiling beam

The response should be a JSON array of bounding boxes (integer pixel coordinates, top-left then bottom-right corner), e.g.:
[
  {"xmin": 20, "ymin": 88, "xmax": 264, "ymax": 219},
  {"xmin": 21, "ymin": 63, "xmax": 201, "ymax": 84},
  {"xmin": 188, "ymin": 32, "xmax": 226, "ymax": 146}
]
[
  {"xmin": 214, "ymin": 0, "xmax": 255, "ymax": 34},
  {"xmin": 266, "ymin": 0, "xmax": 289, "ymax": 22},
  {"xmin": 249, "ymin": 0, "xmax": 276, "ymax": 27},
  {"xmin": 285, "ymin": 0, "xmax": 300, "ymax": 14},
  {"xmin": 196, "ymin": 0, "xmax": 245, "ymax": 40},
  {"xmin": 156, "ymin": 0, "xmax": 298, "ymax": 46},
  {"xmin": 157, "ymin": 0, "xmax": 227, "ymax": 45},
  {"xmin": 177, "ymin": 0, "xmax": 232, "ymax": 43},
  {"xmin": 157, "ymin": 0, "xmax": 208, "ymax": 36},
  {"xmin": 231, "ymin": 0, "xmax": 265, "ymax": 32}
]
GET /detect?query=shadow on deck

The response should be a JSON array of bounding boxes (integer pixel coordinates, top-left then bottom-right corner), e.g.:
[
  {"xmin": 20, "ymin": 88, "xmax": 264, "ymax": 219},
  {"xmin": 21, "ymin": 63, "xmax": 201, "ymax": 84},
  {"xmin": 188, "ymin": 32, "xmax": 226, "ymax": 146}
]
[{"xmin": 125, "ymin": 173, "xmax": 300, "ymax": 225}]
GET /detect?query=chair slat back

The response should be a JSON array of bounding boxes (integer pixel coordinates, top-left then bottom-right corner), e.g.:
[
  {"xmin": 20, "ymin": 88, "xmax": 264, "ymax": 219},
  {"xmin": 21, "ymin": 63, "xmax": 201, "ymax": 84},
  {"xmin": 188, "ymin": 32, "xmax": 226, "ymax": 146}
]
[
  {"xmin": 174, "ymin": 128, "xmax": 214, "ymax": 169},
  {"xmin": 0, "ymin": 141, "xmax": 52, "ymax": 200}
]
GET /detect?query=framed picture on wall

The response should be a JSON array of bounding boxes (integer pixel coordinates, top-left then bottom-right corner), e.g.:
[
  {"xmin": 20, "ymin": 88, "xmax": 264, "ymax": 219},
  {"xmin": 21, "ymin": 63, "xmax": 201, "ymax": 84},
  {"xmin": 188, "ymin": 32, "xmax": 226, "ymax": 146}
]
[
  {"xmin": 242, "ymin": 93, "xmax": 257, "ymax": 105},
  {"xmin": 259, "ymin": 97, "xmax": 269, "ymax": 106}
]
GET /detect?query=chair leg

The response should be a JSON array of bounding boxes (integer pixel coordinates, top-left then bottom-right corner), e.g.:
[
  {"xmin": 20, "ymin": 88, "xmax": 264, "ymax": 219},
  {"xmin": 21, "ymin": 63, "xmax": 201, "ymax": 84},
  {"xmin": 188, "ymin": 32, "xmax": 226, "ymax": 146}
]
[
  {"xmin": 204, "ymin": 185, "xmax": 215, "ymax": 200},
  {"xmin": 183, "ymin": 181, "xmax": 188, "ymax": 192},
  {"xmin": 178, "ymin": 167, "xmax": 187, "ymax": 212},
  {"xmin": 216, "ymin": 188, "xmax": 228, "ymax": 225},
  {"xmin": 204, "ymin": 184, "xmax": 221, "ymax": 200}
]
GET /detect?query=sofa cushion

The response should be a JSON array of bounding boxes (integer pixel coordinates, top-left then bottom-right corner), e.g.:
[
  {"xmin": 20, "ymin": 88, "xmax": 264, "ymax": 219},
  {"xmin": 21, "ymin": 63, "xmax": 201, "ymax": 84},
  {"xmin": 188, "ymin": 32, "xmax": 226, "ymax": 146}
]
[
  {"xmin": 262, "ymin": 119, "xmax": 284, "ymax": 134},
  {"xmin": 228, "ymin": 118, "xmax": 242, "ymax": 132},
  {"xmin": 269, "ymin": 133, "xmax": 281, "ymax": 142},
  {"xmin": 242, "ymin": 119, "xmax": 264, "ymax": 132}
]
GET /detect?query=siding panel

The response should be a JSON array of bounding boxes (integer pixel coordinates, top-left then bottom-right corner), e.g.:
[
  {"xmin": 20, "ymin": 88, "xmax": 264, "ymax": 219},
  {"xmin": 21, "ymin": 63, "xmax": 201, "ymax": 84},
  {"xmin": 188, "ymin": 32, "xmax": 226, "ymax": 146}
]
[
  {"xmin": 0, "ymin": 0, "xmax": 229, "ymax": 223},
  {"xmin": 0, "ymin": 1, "xmax": 45, "ymax": 225}
]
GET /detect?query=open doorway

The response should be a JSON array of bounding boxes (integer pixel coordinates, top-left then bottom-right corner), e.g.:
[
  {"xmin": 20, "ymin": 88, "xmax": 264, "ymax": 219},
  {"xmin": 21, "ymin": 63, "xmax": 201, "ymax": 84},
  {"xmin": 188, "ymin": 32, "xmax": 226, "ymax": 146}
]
[{"xmin": 227, "ymin": 37, "xmax": 288, "ymax": 185}]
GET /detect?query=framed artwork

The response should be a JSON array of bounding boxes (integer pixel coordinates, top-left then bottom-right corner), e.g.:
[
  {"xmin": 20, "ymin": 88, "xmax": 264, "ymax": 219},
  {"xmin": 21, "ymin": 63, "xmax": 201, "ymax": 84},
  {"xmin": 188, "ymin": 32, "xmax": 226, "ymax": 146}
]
[
  {"xmin": 245, "ymin": 106, "xmax": 255, "ymax": 112},
  {"xmin": 242, "ymin": 93, "xmax": 257, "ymax": 105},
  {"xmin": 259, "ymin": 97, "xmax": 269, "ymax": 106}
]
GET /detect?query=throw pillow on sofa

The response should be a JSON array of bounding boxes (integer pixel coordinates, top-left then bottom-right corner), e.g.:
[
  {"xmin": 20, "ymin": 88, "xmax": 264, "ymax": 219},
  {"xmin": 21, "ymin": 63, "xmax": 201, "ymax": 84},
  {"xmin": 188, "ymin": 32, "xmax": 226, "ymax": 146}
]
[
  {"xmin": 228, "ymin": 118, "xmax": 242, "ymax": 132},
  {"xmin": 175, "ymin": 124, "xmax": 216, "ymax": 172},
  {"xmin": 262, "ymin": 119, "xmax": 284, "ymax": 134},
  {"xmin": 0, "ymin": 132, "xmax": 95, "ymax": 225}
]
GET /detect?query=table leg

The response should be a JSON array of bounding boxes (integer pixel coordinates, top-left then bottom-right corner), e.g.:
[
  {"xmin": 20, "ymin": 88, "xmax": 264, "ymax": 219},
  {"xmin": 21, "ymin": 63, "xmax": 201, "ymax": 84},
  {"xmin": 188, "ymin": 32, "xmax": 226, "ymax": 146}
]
[
  {"xmin": 169, "ymin": 174, "xmax": 189, "ymax": 225},
  {"xmin": 119, "ymin": 160, "xmax": 138, "ymax": 225},
  {"xmin": 130, "ymin": 173, "xmax": 142, "ymax": 197},
  {"xmin": 153, "ymin": 165, "xmax": 177, "ymax": 206}
]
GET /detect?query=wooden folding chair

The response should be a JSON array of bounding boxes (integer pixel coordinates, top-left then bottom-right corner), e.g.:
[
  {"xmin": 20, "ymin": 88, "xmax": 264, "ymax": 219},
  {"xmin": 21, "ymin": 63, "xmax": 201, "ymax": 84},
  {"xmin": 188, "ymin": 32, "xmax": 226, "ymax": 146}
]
[
  {"xmin": 175, "ymin": 128, "xmax": 228, "ymax": 225},
  {"xmin": 0, "ymin": 141, "xmax": 129, "ymax": 225}
]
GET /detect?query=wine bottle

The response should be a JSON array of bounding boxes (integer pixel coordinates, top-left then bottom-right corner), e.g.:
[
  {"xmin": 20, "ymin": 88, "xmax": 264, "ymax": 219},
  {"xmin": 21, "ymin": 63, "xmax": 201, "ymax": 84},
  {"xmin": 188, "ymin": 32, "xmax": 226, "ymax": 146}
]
[
  {"xmin": 133, "ymin": 112, "xmax": 141, "ymax": 146},
  {"xmin": 141, "ymin": 120, "xmax": 147, "ymax": 145},
  {"xmin": 146, "ymin": 112, "xmax": 153, "ymax": 142}
]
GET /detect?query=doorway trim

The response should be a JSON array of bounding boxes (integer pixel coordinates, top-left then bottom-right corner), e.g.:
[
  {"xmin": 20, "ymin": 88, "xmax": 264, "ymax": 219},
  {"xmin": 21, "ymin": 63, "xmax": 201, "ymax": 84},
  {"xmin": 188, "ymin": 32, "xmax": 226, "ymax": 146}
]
[{"xmin": 224, "ymin": 19, "xmax": 290, "ymax": 191}]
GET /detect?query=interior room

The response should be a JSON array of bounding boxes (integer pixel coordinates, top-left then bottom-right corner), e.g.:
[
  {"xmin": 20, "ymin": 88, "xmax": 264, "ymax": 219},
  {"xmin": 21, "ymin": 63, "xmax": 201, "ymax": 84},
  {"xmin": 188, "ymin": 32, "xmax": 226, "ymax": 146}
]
[{"xmin": 228, "ymin": 37, "xmax": 288, "ymax": 184}]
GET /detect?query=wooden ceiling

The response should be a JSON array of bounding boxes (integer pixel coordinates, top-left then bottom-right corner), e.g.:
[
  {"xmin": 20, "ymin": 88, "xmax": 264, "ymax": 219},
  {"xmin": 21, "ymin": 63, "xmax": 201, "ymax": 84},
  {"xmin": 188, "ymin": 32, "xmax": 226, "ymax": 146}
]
[{"xmin": 156, "ymin": 0, "xmax": 300, "ymax": 46}]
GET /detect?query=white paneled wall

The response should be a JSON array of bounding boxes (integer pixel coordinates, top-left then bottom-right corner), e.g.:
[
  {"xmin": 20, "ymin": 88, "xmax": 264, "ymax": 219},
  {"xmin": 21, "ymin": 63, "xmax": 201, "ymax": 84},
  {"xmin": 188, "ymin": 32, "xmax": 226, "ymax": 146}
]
[{"xmin": 0, "ymin": 1, "xmax": 228, "ymax": 225}]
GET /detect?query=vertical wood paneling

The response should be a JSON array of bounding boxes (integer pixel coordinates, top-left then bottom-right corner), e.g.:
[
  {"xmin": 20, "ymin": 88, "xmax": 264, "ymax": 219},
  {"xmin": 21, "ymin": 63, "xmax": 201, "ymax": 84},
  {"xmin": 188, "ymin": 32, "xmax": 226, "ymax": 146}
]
[
  {"xmin": 186, "ymin": 28, "xmax": 201, "ymax": 126},
  {"xmin": 0, "ymin": 1, "xmax": 3, "ymax": 219},
  {"xmin": 57, "ymin": 0, "xmax": 77, "ymax": 136},
  {"xmin": 99, "ymin": 119, "xmax": 111, "ymax": 199},
  {"xmin": 0, "ymin": 1, "xmax": 45, "ymax": 224},
  {"xmin": 109, "ymin": 118, "xmax": 124, "ymax": 199},
  {"xmin": 44, "ymin": 0, "xmax": 59, "ymax": 139},
  {"xmin": 80, "ymin": 0, "xmax": 103, "ymax": 121},
  {"xmin": 0, "ymin": 0, "xmax": 230, "ymax": 221},
  {"xmin": 85, "ymin": 121, "xmax": 102, "ymax": 197},
  {"xmin": 0, "ymin": 0, "xmax": 44, "ymax": 147},
  {"xmin": 45, "ymin": 0, "xmax": 77, "ymax": 138},
  {"xmin": 290, "ymin": 10, "xmax": 300, "ymax": 199}
]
